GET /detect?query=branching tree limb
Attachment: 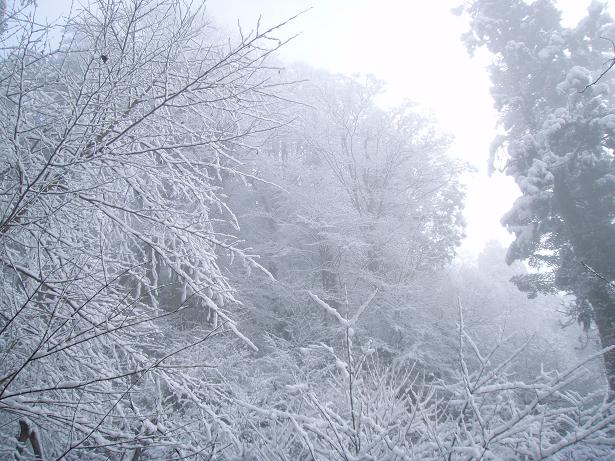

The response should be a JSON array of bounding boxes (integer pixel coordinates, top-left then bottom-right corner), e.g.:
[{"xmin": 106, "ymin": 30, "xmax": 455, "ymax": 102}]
[{"xmin": 581, "ymin": 37, "xmax": 615, "ymax": 92}]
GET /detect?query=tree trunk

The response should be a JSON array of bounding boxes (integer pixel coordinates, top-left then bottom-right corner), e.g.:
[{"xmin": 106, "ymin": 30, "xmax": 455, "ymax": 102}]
[
  {"xmin": 318, "ymin": 244, "xmax": 341, "ymax": 311},
  {"xmin": 586, "ymin": 281, "xmax": 615, "ymax": 392},
  {"xmin": 15, "ymin": 419, "xmax": 44, "ymax": 460},
  {"xmin": 554, "ymin": 171, "xmax": 615, "ymax": 391}
]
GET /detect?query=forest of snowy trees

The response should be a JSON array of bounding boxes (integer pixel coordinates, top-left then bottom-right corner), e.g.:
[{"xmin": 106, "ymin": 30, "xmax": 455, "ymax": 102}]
[{"xmin": 1, "ymin": 0, "xmax": 615, "ymax": 459}]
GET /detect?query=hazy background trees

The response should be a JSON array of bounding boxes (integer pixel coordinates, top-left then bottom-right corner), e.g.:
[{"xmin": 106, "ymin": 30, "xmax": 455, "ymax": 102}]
[{"xmin": 225, "ymin": 67, "xmax": 466, "ymax": 357}]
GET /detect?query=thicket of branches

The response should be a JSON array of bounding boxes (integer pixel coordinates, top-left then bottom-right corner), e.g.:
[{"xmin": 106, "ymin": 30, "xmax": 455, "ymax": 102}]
[
  {"xmin": 0, "ymin": 0, "xmax": 289, "ymax": 458},
  {"xmin": 234, "ymin": 294, "xmax": 615, "ymax": 460}
]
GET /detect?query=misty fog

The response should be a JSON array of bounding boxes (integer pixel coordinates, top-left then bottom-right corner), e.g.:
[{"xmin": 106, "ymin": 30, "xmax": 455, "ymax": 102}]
[{"xmin": 1, "ymin": 0, "xmax": 614, "ymax": 460}]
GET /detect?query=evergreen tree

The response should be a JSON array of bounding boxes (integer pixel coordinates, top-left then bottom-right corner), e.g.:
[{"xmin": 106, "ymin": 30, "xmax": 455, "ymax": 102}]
[{"xmin": 460, "ymin": 0, "xmax": 615, "ymax": 389}]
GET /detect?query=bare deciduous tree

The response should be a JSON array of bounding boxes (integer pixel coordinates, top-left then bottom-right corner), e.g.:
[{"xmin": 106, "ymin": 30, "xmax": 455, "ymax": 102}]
[{"xmin": 0, "ymin": 0, "xmax": 292, "ymax": 458}]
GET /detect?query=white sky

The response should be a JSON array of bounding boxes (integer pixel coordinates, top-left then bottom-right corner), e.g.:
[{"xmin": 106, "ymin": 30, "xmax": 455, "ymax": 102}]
[
  {"xmin": 204, "ymin": 0, "xmax": 595, "ymax": 256},
  {"xmin": 35, "ymin": 0, "xmax": 597, "ymax": 255}
]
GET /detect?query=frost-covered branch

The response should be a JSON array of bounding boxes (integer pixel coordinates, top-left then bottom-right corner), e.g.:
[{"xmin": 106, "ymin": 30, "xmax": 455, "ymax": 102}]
[{"xmin": 0, "ymin": 0, "xmax": 297, "ymax": 458}]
